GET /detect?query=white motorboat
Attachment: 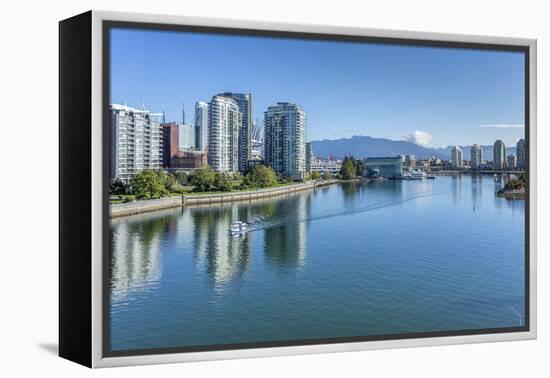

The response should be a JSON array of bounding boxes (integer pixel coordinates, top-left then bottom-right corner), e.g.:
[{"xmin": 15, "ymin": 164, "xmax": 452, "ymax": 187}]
[
  {"xmin": 403, "ymin": 170, "xmax": 427, "ymax": 180},
  {"xmin": 410, "ymin": 169, "xmax": 427, "ymax": 179},
  {"xmin": 230, "ymin": 221, "xmax": 248, "ymax": 236}
]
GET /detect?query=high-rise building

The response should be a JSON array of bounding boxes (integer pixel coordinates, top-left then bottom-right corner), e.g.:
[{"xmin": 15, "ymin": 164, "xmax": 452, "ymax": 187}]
[
  {"xmin": 305, "ymin": 142, "xmax": 313, "ymax": 173},
  {"xmin": 208, "ymin": 95, "xmax": 242, "ymax": 173},
  {"xmin": 179, "ymin": 123, "xmax": 195, "ymax": 150},
  {"xmin": 250, "ymin": 119, "xmax": 264, "ymax": 161},
  {"xmin": 493, "ymin": 139, "xmax": 506, "ymax": 169},
  {"xmin": 516, "ymin": 138, "xmax": 526, "ymax": 169},
  {"xmin": 161, "ymin": 122, "xmax": 179, "ymax": 168},
  {"xmin": 220, "ymin": 92, "xmax": 252, "ymax": 172},
  {"xmin": 507, "ymin": 154, "xmax": 517, "ymax": 169},
  {"xmin": 470, "ymin": 144, "xmax": 483, "ymax": 169},
  {"xmin": 264, "ymin": 102, "xmax": 306, "ymax": 180},
  {"xmin": 110, "ymin": 103, "xmax": 162, "ymax": 183},
  {"xmin": 451, "ymin": 146, "xmax": 463, "ymax": 169},
  {"xmin": 194, "ymin": 101, "xmax": 209, "ymax": 151}
]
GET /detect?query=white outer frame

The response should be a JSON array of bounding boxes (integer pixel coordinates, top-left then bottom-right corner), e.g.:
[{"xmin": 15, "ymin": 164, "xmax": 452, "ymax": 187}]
[{"xmin": 90, "ymin": 10, "xmax": 537, "ymax": 368}]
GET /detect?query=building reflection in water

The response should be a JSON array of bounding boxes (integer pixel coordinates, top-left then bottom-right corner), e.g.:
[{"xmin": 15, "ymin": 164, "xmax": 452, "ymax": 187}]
[
  {"xmin": 263, "ymin": 192, "xmax": 311, "ymax": 269},
  {"xmin": 451, "ymin": 173, "xmax": 463, "ymax": 203},
  {"xmin": 191, "ymin": 206, "xmax": 251, "ymax": 288},
  {"xmin": 111, "ymin": 190, "xmax": 314, "ymax": 294},
  {"xmin": 110, "ymin": 212, "xmax": 177, "ymax": 298},
  {"xmin": 471, "ymin": 173, "xmax": 483, "ymax": 208}
]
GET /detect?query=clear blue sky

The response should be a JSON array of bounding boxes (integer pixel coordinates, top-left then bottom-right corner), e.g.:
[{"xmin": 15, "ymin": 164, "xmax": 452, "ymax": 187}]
[{"xmin": 110, "ymin": 28, "xmax": 525, "ymax": 148}]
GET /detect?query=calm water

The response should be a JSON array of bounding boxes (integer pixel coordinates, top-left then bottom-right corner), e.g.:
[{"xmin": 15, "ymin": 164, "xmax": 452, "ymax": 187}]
[{"xmin": 109, "ymin": 175, "xmax": 525, "ymax": 351}]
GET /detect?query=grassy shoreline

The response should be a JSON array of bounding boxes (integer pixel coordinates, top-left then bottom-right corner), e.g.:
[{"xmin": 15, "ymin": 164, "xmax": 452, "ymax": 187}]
[
  {"xmin": 110, "ymin": 180, "xmax": 339, "ymax": 218},
  {"xmin": 109, "ymin": 181, "xmax": 305, "ymax": 204}
]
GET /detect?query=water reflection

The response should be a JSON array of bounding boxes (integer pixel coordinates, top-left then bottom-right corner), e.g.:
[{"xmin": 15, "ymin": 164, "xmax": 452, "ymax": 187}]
[
  {"xmin": 110, "ymin": 176, "xmax": 522, "ymax": 296},
  {"xmin": 341, "ymin": 181, "xmax": 360, "ymax": 199},
  {"xmin": 192, "ymin": 206, "xmax": 251, "ymax": 288},
  {"xmin": 471, "ymin": 174, "xmax": 483, "ymax": 208},
  {"xmin": 264, "ymin": 193, "xmax": 311, "ymax": 269},
  {"xmin": 451, "ymin": 174, "xmax": 463, "ymax": 202},
  {"xmin": 109, "ymin": 177, "xmax": 526, "ymax": 349},
  {"xmin": 110, "ymin": 212, "xmax": 177, "ymax": 298}
]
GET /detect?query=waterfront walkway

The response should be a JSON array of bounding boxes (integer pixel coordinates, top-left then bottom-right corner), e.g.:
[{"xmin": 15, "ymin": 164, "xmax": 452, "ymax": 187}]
[{"xmin": 110, "ymin": 179, "xmax": 339, "ymax": 218}]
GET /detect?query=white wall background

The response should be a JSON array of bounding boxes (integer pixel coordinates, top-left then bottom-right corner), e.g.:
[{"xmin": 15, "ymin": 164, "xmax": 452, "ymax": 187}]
[{"xmin": 0, "ymin": 0, "xmax": 547, "ymax": 376}]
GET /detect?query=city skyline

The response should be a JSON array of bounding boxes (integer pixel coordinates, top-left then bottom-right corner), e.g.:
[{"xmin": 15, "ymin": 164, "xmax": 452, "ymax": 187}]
[{"xmin": 110, "ymin": 28, "xmax": 525, "ymax": 147}]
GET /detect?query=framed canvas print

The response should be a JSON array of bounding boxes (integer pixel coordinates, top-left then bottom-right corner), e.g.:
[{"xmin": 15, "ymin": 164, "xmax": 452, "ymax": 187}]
[{"xmin": 59, "ymin": 10, "xmax": 537, "ymax": 368}]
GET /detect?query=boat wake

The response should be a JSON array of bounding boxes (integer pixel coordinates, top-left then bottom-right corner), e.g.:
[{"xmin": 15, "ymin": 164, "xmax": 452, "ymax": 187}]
[{"xmin": 246, "ymin": 190, "xmax": 446, "ymax": 233}]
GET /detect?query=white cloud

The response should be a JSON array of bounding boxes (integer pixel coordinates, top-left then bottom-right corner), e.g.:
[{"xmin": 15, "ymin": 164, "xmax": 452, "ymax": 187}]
[
  {"xmin": 403, "ymin": 130, "xmax": 432, "ymax": 147},
  {"xmin": 479, "ymin": 124, "xmax": 524, "ymax": 128}
]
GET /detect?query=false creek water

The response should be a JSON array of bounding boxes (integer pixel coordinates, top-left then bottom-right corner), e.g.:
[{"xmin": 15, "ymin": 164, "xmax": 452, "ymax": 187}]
[{"xmin": 109, "ymin": 175, "xmax": 525, "ymax": 352}]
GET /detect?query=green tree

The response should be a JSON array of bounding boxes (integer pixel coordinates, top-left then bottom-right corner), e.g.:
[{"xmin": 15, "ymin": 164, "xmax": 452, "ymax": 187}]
[
  {"xmin": 310, "ymin": 171, "xmax": 321, "ymax": 180},
  {"xmin": 109, "ymin": 178, "xmax": 127, "ymax": 195},
  {"xmin": 505, "ymin": 173, "xmax": 526, "ymax": 190},
  {"xmin": 246, "ymin": 165, "xmax": 278, "ymax": 188},
  {"xmin": 130, "ymin": 170, "xmax": 165, "ymax": 199},
  {"xmin": 173, "ymin": 171, "xmax": 188, "ymax": 186},
  {"xmin": 213, "ymin": 172, "xmax": 232, "ymax": 192},
  {"xmin": 340, "ymin": 157, "xmax": 356, "ymax": 180},
  {"xmin": 232, "ymin": 172, "xmax": 244, "ymax": 189},
  {"xmin": 191, "ymin": 165, "xmax": 216, "ymax": 192},
  {"xmin": 161, "ymin": 172, "xmax": 178, "ymax": 192},
  {"xmin": 321, "ymin": 172, "xmax": 332, "ymax": 180}
]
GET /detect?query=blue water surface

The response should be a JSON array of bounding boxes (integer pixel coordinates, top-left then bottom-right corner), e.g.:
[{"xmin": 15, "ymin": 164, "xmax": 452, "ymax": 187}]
[{"xmin": 109, "ymin": 175, "xmax": 525, "ymax": 351}]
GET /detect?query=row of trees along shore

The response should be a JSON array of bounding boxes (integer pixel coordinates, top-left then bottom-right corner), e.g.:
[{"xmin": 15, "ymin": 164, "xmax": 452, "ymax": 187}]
[
  {"xmin": 339, "ymin": 156, "xmax": 365, "ymax": 180},
  {"xmin": 110, "ymin": 164, "xmax": 330, "ymax": 202}
]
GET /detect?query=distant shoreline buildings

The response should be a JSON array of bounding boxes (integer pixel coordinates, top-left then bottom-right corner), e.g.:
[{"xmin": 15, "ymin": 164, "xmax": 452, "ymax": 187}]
[
  {"xmin": 451, "ymin": 146, "xmax": 464, "ymax": 169},
  {"xmin": 109, "ymin": 97, "xmax": 526, "ymax": 184},
  {"xmin": 493, "ymin": 139, "xmax": 506, "ymax": 170},
  {"xmin": 470, "ymin": 144, "xmax": 483, "ymax": 169}
]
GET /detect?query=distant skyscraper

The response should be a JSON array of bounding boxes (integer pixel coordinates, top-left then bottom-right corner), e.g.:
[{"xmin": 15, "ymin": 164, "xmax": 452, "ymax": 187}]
[
  {"xmin": 493, "ymin": 139, "xmax": 506, "ymax": 169},
  {"xmin": 161, "ymin": 122, "xmax": 179, "ymax": 168},
  {"xmin": 195, "ymin": 101, "xmax": 209, "ymax": 151},
  {"xmin": 305, "ymin": 142, "xmax": 312, "ymax": 173},
  {"xmin": 208, "ymin": 95, "xmax": 242, "ymax": 172},
  {"xmin": 220, "ymin": 92, "xmax": 252, "ymax": 172},
  {"xmin": 110, "ymin": 103, "xmax": 162, "ymax": 183},
  {"xmin": 179, "ymin": 123, "xmax": 195, "ymax": 150},
  {"xmin": 250, "ymin": 119, "xmax": 264, "ymax": 161},
  {"xmin": 470, "ymin": 144, "xmax": 483, "ymax": 169},
  {"xmin": 264, "ymin": 102, "xmax": 306, "ymax": 179},
  {"xmin": 507, "ymin": 154, "xmax": 517, "ymax": 169},
  {"xmin": 451, "ymin": 146, "xmax": 463, "ymax": 169},
  {"xmin": 516, "ymin": 138, "xmax": 526, "ymax": 169}
]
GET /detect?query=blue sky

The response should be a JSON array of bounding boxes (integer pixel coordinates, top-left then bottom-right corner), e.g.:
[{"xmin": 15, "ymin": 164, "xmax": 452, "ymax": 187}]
[{"xmin": 110, "ymin": 28, "xmax": 525, "ymax": 148}]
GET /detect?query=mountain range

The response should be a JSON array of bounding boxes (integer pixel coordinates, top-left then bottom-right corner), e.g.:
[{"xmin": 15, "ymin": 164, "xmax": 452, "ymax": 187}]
[{"xmin": 310, "ymin": 135, "xmax": 517, "ymax": 161}]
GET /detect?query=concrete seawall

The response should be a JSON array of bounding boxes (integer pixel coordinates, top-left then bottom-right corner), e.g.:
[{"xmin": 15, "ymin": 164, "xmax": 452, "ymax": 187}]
[{"xmin": 110, "ymin": 180, "xmax": 338, "ymax": 218}]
